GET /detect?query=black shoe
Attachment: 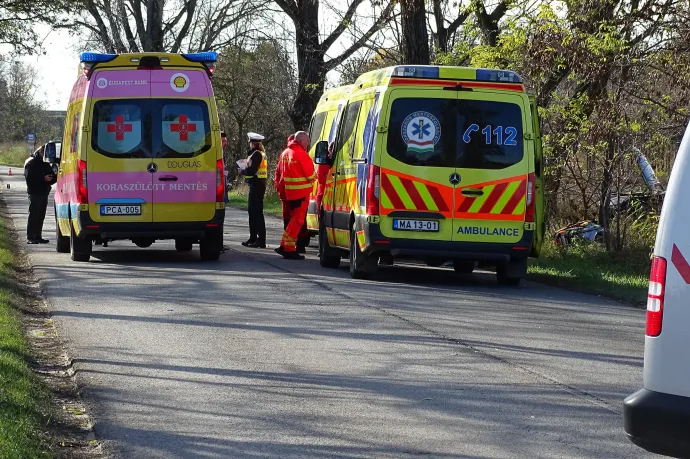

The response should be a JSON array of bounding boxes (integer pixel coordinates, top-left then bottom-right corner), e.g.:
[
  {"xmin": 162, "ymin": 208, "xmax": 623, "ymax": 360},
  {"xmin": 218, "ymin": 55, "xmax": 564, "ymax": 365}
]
[
  {"xmin": 38, "ymin": 239, "xmax": 49, "ymax": 244},
  {"xmin": 282, "ymin": 252, "xmax": 305, "ymax": 260},
  {"xmin": 274, "ymin": 246, "xmax": 285, "ymax": 255},
  {"xmin": 297, "ymin": 246, "xmax": 306, "ymax": 254},
  {"xmin": 27, "ymin": 239, "xmax": 39, "ymax": 244},
  {"xmin": 241, "ymin": 240, "xmax": 256, "ymax": 247},
  {"xmin": 248, "ymin": 241, "xmax": 266, "ymax": 248}
]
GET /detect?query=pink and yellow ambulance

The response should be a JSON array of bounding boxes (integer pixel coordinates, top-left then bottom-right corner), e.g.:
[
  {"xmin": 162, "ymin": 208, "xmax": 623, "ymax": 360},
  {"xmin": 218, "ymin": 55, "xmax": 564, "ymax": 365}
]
[{"xmin": 54, "ymin": 52, "xmax": 225, "ymax": 262}]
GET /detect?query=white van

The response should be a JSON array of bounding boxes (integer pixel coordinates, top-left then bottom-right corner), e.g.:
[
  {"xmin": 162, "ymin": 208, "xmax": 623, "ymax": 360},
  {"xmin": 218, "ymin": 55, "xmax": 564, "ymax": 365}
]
[{"xmin": 623, "ymin": 123, "xmax": 690, "ymax": 458}]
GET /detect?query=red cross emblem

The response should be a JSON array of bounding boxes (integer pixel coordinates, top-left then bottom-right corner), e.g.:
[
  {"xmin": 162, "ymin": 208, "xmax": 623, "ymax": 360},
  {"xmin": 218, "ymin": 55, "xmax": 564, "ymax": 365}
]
[
  {"xmin": 170, "ymin": 114, "xmax": 197, "ymax": 141},
  {"xmin": 106, "ymin": 115, "xmax": 133, "ymax": 141}
]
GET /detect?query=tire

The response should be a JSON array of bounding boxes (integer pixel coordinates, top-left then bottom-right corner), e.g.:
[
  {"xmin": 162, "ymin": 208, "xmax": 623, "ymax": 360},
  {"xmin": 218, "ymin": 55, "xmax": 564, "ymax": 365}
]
[
  {"xmin": 200, "ymin": 232, "xmax": 222, "ymax": 261},
  {"xmin": 175, "ymin": 240, "xmax": 193, "ymax": 252},
  {"xmin": 349, "ymin": 224, "xmax": 378, "ymax": 279},
  {"xmin": 496, "ymin": 264, "xmax": 522, "ymax": 286},
  {"xmin": 55, "ymin": 211, "xmax": 69, "ymax": 254},
  {"xmin": 453, "ymin": 260, "xmax": 475, "ymax": 274},
  {"xmin": 134, "ymin": 239, "xmax": 153, "ymax": 248},
  {"xmin": 69, "ymin": 221, "xmax": 91, "ymax": 262},
  {"xmin": 319, "ymin": 220, "xmax": 340, "ymax": 268}
]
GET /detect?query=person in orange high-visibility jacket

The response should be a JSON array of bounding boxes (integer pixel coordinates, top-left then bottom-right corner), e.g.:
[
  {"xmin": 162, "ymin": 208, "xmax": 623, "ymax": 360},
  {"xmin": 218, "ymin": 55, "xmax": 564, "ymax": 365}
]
[
  {"xmin": 274, "ymin": 131, "xmax": 315, "ymax": 260},
  {"xmin": 275, "ymin": 135, "xmax": 310, "ymax": 253}
]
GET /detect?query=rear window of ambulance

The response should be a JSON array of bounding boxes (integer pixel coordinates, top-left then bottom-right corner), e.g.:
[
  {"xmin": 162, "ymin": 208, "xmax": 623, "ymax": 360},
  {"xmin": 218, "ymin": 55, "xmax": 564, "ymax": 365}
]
[
  {"xmin": 386, "ymin": 98, "xmax": 525, "ymax": 169},
  {"xmin": 92, "ymin": 99, "xmax": 211, "ymax": 158}
]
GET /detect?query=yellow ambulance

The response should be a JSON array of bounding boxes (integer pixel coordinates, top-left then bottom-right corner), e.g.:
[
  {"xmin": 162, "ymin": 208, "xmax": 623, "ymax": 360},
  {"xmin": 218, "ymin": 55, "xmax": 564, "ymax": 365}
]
[
  {"xmin": 310, "ymin": 65, "xmax": 545, "ymax": 283},
  {"xmin": 54, "ymin": 52, "xmax": 225, "ymax": 262}
]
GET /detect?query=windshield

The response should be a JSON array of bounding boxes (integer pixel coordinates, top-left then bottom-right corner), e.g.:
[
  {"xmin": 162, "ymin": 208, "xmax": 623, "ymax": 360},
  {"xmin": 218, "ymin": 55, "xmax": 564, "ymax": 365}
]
[
  {"xmin": 387, "ymin": 97, "xmax": 524, "ymax": 169},
  {"xmin": 92, "ymin": 99, "xmax": 212, "ymax": 159}
]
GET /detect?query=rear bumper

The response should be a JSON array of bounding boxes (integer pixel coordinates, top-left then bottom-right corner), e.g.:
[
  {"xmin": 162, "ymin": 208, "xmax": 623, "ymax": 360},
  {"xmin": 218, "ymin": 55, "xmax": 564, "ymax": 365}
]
[
  {"xmin": 624, "ymin": 388, "xmax": 690, "ymax": 458},
  {"xmin": 357, "ymin": 215, "xmax": 533, "ymax": 263},
  {"xmin": 77, "ymin": 209, "xmax": 225, "ymax": 240}
]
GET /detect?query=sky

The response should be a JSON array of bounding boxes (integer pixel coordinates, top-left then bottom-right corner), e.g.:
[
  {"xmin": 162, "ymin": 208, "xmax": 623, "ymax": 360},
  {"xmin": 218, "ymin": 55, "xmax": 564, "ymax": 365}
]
[{"xmin": 14, "ymin": 4, "xmax": 372, "ymax": 112}]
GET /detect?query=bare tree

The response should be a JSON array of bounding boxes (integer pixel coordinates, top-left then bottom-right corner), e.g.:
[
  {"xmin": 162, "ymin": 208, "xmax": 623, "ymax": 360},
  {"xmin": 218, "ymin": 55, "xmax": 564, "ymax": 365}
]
[
  {"xmin": 70, "ymin": 0, "xmax": 268, "ymax": 53},
  {"xmin": 271, "ymin": 0, "xmax": 394, "ymax": 130},
  {"xmin": 400, "ymin": 0, "xmax": 430, "ymax": 64}
]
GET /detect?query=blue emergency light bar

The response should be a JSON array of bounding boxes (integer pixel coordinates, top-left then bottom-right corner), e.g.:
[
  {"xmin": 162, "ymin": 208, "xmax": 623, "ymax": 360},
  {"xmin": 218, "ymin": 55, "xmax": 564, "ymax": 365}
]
[
  {"xmin": 391, "ymin": 65, "xmax": 522, "ymax": 84},
  {"xmin": 182, "ymin": 52, "xmax": 218, "ymax": 63},
  {"xmin": 392, "ymin": 66, "xmax": 440, "ymax": 79},
  {"xmin": 80, "ymin": 52, "xmax": 117, "ymax": 63},
  {"xmin": 476, "ymin": 68, "xmax": 522, "ymax": 83}
]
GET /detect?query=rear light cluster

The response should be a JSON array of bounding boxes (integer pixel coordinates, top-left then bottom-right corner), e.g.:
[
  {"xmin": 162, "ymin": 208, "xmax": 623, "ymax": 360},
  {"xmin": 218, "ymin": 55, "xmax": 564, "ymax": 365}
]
[
  {"xmin": 366, "ymin": 165, "xmax": 380, "ymax": 215},
  {"xmin": 525, "ymin": 173, "xmax": 535, "ymax": 222},
  {"xmin": 646, "ymin": 256, "xmax": 667, "ymax": 337},
  {"xmin": 77, "ymin": 160, "xmax": 88, "ymax": 204},
  {"xmin": 216, "ymin": 159, "xmax": 225, "ymax": 203}
]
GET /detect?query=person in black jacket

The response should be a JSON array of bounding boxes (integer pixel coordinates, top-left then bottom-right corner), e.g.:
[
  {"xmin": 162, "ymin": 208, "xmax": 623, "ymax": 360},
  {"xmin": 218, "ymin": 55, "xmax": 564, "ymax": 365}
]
[
  {"xmin": 239, "ymin": 132, "xmax": 268, "ymax": 248},
  {"xmin": 24, "ymin": 149, "xmax": 57, "ymax": 244}
]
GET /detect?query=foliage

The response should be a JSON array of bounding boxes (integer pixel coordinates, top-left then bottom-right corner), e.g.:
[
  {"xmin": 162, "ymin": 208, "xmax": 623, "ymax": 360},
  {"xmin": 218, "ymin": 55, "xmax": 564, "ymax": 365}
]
[
  {"xmin": 0, "ymin": 61, "xmax": 63, "ymax": 147},
  {"xmin": 213, "ymin": 40, "xmax": 296, "ymax": 180},
  {"xmin": 0, "ymin": 214, "xmax": 52, "ymax": 458}
]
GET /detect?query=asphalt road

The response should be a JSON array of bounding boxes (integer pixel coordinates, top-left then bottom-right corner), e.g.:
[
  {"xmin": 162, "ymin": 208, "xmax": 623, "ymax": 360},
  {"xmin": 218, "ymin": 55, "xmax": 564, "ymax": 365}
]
[{"xmin": 0, "ymin": 165, "xmax": 654, "ymax": 459}]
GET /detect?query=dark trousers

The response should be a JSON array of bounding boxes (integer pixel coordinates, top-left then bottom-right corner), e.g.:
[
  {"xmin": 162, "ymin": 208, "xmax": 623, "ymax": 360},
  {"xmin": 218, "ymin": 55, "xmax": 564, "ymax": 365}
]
[
  {"xmin": 247, "ymin": 179, "xmax": 266, "ymax": 243},
  {"xmin": 27, "ymin": 194, "xmax": 48, "ymax": 241}
]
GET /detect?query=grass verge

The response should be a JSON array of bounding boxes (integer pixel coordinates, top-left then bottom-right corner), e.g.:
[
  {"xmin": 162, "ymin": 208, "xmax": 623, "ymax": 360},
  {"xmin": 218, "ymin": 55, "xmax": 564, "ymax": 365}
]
[
  {"xmin": 228, "ymin": 185, "xmax": 282, "ymax": 218},
  {"xmin": 528, "ymin": 240, "xmax": 649, "ymax": 306},
  {"xmin": 0, "ymin": 143, "xmax": 30, "ymax": 168},
  {"xmin": 0, "ymin": 211, "xmax": 52, "ymax": 458}
]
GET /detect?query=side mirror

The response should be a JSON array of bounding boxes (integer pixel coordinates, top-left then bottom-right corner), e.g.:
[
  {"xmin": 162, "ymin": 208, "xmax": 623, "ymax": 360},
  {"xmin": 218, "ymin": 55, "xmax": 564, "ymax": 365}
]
[{"xmin": 314, "ymin": 141, "xmax": 330, "ymax": 165}]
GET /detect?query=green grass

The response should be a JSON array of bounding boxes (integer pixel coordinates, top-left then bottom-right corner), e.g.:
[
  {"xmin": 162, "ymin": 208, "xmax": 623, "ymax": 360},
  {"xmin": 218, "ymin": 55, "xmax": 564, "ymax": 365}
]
[
  {"xmin": 0, "ymin": 214, "xmax": 53, "ymax": 458},
  {"xmin": 0, "ymin": 143, "xmax": 30, "ymax": 168},
  {"xmin": 228, "ymin": 186, "xmax": 282, "ymax": 218},
  {"xmin": 528, "ymin": 239, "xmax": 649, "ymax": 306}
]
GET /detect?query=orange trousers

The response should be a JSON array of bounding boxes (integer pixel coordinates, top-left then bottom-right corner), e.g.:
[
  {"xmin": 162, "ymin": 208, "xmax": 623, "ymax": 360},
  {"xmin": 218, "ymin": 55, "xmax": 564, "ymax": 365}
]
[{"xmin": 280, "ymin": 198, "xmax": 309, "ymax": 252}]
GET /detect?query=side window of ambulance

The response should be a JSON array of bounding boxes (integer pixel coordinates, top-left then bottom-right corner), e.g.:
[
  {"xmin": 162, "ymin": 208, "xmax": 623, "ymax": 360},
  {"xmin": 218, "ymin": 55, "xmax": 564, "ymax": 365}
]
[
  {"xmin": 92, "ymin": 101, "xmax": 146, "ymax": 157},
  {"xmin": 335, "ymin": 101, "xmax": 362, "ymax": 159},
  {"xmin": 70, "ymin": 113, "xmax": 80, "ymax": 153},
  {"xmin": 308, "ymin": 112, "xmax": 328, "ymax": 150},
  {"xmin": 159, "ymin": 101, "xmax": 211, "ymax": 158}
]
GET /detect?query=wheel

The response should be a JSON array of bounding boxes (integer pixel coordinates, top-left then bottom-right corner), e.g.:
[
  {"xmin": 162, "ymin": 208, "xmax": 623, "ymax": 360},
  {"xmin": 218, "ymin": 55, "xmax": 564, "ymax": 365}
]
[
  {"xmin": 319, "ymin": 219, "xmax": 340, "ymax": 268},
  {"xmin": 453, "ymin": 260, "xmax": 475, "ymax": 274},
  {"xmin": 69, "ymin": 221, "xmax": 91, "ymax": 262},
  {"xmin": 200, "ymin": 232, "xmax": 222, "ymax": 261},
  {"xmin": 55, "ymin": 211, "xmax": 69, "ymax": 254},
  {"xmin": 175, "ymin": 239, "xmax": 193, "ymax": 252},
  {"xmin": 349, "ymin": 224, "xmax": 378, "ymax": 279},
  {"xmin": 134, "ymin": 239, "xmax": 153, "ymax": 248},
  {"xmin": 496, "ymin": 263, "xmax": 522, "ymax": 286}
]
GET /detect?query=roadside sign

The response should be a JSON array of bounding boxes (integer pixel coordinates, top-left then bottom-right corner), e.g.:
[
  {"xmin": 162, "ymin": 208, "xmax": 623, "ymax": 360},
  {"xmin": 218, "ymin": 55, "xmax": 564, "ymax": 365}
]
[{"xmin": 27, "ymin": 133, "xmax": 35, "ymax": 142}]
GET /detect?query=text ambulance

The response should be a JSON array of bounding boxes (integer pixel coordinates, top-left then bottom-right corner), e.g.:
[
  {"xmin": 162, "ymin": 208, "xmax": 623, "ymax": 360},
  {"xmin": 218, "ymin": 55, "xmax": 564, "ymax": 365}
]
[
  {"xmin": 310, "ymin": 65, "xmax": 545, "ymax": 283},
  {"xmin": 53, "ymin": 52, "xmax": 226, "ymax": 262}
]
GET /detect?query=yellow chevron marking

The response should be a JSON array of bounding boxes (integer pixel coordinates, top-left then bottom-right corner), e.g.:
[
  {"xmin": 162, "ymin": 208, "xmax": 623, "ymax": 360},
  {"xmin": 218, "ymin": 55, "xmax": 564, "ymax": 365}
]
[
  {"xmin": 512, "ymin": 196, "xmax": 526, "ymax": 215},
  {"xmin": 491, "ymin": 181, "xmax": 520, "ymax": 214},
  {"xmin": 389, "ymin": 175, "xmax": 415, "ymax": 210},
  {"xmin": 469, "ymin": 184, "xmax": 494, "ymax": 213},
  {"xmin": 414, "ymin": 181, "xmax": 438, "ymax": 211}
]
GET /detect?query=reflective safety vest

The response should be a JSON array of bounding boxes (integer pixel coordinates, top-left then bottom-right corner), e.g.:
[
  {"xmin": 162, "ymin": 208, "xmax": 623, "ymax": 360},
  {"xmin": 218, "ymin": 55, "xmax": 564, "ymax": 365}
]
[
  {"xmin": 281, "ymin": 143, "xmax": 316, "ymax": 200},
  {"xmin": 246, "ymin": 151, "xmax": 268, "ymax": 180}
]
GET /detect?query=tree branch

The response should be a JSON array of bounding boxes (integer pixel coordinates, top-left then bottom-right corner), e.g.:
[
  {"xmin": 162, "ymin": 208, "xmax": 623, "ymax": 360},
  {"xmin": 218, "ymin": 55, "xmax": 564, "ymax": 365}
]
[{"xmin": 322, "ymin": 0, "xmax": 365, "ymax": 51}]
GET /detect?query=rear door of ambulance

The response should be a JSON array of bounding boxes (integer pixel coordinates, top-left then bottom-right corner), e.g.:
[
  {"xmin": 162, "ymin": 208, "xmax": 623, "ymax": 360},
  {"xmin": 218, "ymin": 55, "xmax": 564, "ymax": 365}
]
[
  {"xmin": 88, "ymin": 69, "xmax": 154, "ymax": 224},
  {"xmin": 378, "ymin": 88, "xmax": 456, "ymax": 243},
  {"xmin": 452, "ymin": 92, "xmax": 529, "ymax": 246},
  {"xmin": 150, "ymin": 69, "xmax": 217, "ymax": 222}
]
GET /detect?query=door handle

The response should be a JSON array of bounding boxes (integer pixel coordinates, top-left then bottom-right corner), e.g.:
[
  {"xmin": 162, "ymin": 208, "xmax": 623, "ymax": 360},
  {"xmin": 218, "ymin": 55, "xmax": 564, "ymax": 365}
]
[
  {"xmin": 461, "ymin": 188, "xmax": 484, "ymax": 197},
  {"xmin": 158, "ymin": 175, "xmax": 179, "ymax": 182}
]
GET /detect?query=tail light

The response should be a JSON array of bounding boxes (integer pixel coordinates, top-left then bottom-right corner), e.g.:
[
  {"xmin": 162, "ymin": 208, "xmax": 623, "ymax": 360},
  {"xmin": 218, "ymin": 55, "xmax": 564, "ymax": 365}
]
[
  {"xmin": 366, "ymin": 165, "xmax": 380, "ymax": 215},
  {"xmin": 646, "ymin": 256, "xmax": 667, "ymax": 337},
  {"xmin": 216, "ymin": 159, "xmax": 225, "ymax": 203},
  {"xmin": 77, "ymin": 160, "xmax": 88, "ymax": 204},
  {"xmin": 525, "ymin": 173, "xmax": 535, "ymax": 222}
]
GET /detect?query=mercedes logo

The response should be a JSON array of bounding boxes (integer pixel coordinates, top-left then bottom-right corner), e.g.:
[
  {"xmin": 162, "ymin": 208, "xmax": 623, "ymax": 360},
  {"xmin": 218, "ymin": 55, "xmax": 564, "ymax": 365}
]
[
  {"xmin": 449, "ymin": 172, "xmax": 461, "ymax": 185},
  {"xmin": 147, "ymin": 162, "xmax": 158, "ymax": 173}
]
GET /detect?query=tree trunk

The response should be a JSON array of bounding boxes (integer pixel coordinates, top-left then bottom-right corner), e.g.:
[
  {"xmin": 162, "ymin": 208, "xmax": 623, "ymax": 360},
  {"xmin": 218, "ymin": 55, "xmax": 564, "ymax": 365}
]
[
  {"xmin": 599, "ymin": 138, "xmax": 615, "ymax": 250},
  {"xmin": 400, "ymin": 0, "xmax": 430, "ymax": 64},
  {"xmin": 290, "ymin": 0, "xmax": 325, "ymax": 131},
  {"xmin": 146, "ymin": 0, "xmax": 165, "ymax": 52}
]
